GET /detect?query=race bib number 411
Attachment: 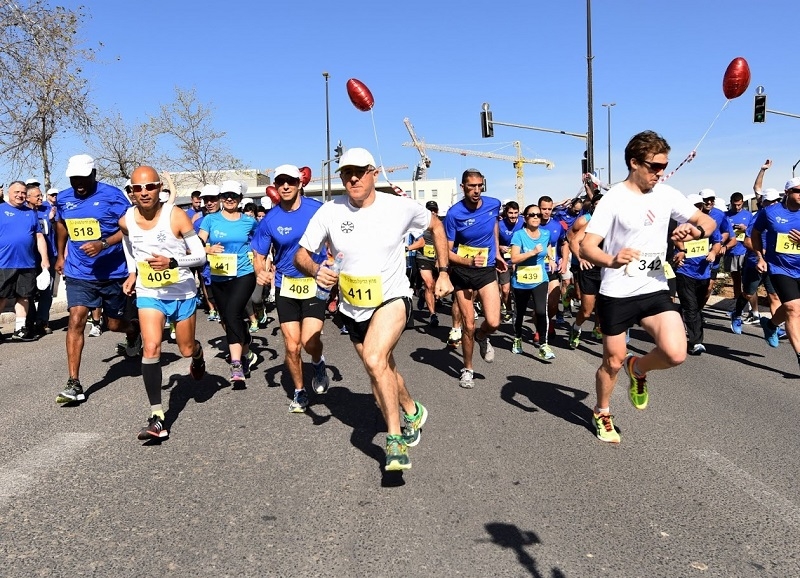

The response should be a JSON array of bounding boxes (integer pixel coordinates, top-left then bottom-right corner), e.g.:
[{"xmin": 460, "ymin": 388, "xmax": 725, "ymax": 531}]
[{"xmin": 339, "ymin": 272, "xmax": 383, "ymax": 307}]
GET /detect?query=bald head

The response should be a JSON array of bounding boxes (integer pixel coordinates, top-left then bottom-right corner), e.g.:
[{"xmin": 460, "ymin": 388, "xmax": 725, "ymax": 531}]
[{"xmin": 131, "ymin": 165, "xmax": 160, "ymax": 184}]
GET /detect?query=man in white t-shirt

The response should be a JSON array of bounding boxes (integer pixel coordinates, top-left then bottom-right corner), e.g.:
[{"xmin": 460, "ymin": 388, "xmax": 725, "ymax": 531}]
[
  {"xmin": 580, "ymin": 130, "xmax": 716, "ymax": 444},
  {"xmin": 295, "ymin": 148, "xmax": 453, "ymax": 472}
]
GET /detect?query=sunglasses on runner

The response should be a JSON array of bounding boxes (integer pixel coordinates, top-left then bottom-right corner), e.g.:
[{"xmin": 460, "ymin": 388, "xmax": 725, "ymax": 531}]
[
  {"xmin": 274, "ymin": 176, "xmax": 300, "ymax": 187},
  {"xmin": 130, "ymin": 182, "xmax": 162, "ymax": 193},
  {"xmin": 639, "ymin": 160, "xmax": 668, "ymax": 173},
  {"xmin": 525, "ymin": 212, "xmax": 541, "ymax": 218}
]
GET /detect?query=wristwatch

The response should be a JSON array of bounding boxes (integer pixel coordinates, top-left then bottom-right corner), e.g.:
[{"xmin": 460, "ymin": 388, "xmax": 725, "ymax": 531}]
[
  {"xmin": 168, "ymin": 257, "xmax": 179, "ymax": 269},
  {"xmin": 99, "ymin": 238, "xmax": 109, "ymax": 250},
  {"xmin": 438, "ymin": 266, "xmax": 450, "ymax": 273}
]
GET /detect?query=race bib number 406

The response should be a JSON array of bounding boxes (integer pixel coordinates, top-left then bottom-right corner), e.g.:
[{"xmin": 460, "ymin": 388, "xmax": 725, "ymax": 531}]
[
  {"xmin": 625, "ymin": 252, "xmax": 665, "ymax": 277},
  {"xmin": 65, "ymin": 218, "xmax": 101, "ymax": 241},
  {"xmin": 137, "ymin": 262, "xmax": 178, "ymax": 289},
  {"xmin": 339, "ymin": 272, "xmax": 383, "ymax": 307}
]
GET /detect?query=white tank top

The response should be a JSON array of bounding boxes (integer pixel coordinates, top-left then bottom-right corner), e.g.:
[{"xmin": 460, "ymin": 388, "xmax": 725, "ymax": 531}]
[{"xmin": 125, "ymin": 203, "xmax": 197, "ymax": 300}]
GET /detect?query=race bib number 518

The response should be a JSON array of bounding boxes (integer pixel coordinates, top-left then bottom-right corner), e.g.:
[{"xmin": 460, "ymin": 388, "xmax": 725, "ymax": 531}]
[{"xmin": 65, "ymin": 218, "xmax": 100, "ymax": 241}]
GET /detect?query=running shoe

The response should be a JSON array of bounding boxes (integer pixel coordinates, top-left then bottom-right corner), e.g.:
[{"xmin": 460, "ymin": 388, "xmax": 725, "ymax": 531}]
[
  {"xmin": 624, "ymin": 354, "xmax": 648, "ymax": 410},
  {"xmin": 242, "ymin": 351, "xmax": 257, "ymax": 378},
  {"xmin": 688, "ymin": 343, "xmax": 706, "ymax": 356},
  {"xmin": 555, "ymin": 312, "xmax": 565, "ymax": 325},
  {"xmin": 593, "ymin": 412, "xmax": 620, "ymax": 444},
  {"xmin": 169, "ymin": 322, "xmax": 176, "ymax": 340},
  {"xmin": 417, "ymin": 293, "xmax": 426, "ymax": 311},
  {"xmin": 512, "ymin": 337, "xmax": 523, "ymax": 355},
  {"xmin": 730, "ymin": 316, "xmax": 743, "ymax": 335},
  {"xmin": 742, "ymin": 313, "xmax": 761, "ymax": 325},
  {"xmin": 230, "ymin": 361, "xmax": 246, "ymax": 383},
  {"xmin": 56, "ymin": 378, "xmax": 84, "ymax": 404},
  {"xmin": 759, "ymin": 317, "xmax": 780, "ymax": 348},
  {"xmin": 385, "ymin": 435, "xmax": 411, "ymax": 471},
  {"xmin": 312, "ymin": 359, "xmax": 330, "ymax": 394},
  {"xmin": 189, "ymin": 351, "xmax": 206, "ymax": 380},
  {"xmin": 289, "ymin": 389, "xmax": 309, "ymax": 413},
  {"xmin": 477, "ymin": 333, "xmax": 495, "ymax": 363},
  {"xmin": 259, "ymin": 310, "xmax": 268, "ymax": 325},
  {"xmin": 502, "ymin": 311, "xmax": 513, "ymax": 323},
  {"xmin": 592, "ymin": 326, "xmax": 603, "ymax": 341},
  {"xmin": 448, "ymin": 327, "xmax": 462, "ymax": 348},
  {"xmin": 402, "ymin": 401, "xmax": 428, "ymax": 447},
  {"xmin": 569, "ymin": 325, "xmax": 582, "ymax": 349},
  {"xmin": 88, "ymin": 322, "xmax": 102, "ymax": 337},
  {"xmin": 532, "ymin": 331, "xmax": 540, "ymax": 346},
  {"xmin": 11, "ymin": 327, "xmax": 37, "ymax": 342},
  {"xmin": 137, "ymin": 415, "xmax": 168, "ymax": 440},
  {"xmin": 207, "ymin": 310, "xmax": 220, "ymax": 322},
  {"xmin": 248, "ymin": 320, "xmax": 259, "ymax": 333},
  {"xmin": 430, "ymin": 313, "xmax": 440, "ymax": 328},
  {"xmin": 777, "ymin": 327, "xmax": 788, "ymax": 340},
  {"xmin": 124, "ymin": 333, "xmax": 143, "ymax": 358},
  {"xmin": 459, "ymin": 368, "xmax": 475, "ymax": 389},
  {"xmin": 538, "ymin": 343, "xmax": 556, "ymax": 361},
  {"xmin": 340, "ymin": 325, "xmax": 349, "ymax": 335}
]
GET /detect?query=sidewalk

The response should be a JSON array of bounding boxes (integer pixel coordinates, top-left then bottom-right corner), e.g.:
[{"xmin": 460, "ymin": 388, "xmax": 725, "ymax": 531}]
[{"xmin": 0, "ymin": 274, "xmax": 69, "ymax": 325}]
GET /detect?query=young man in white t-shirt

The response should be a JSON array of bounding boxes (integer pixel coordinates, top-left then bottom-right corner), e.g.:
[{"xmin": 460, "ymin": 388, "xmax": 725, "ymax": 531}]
[
  {"xmin": 295, "ymin": 148, "xmax": 454, "ymax": 472},
  {"xmin": 580, "ymin": 131, "xmax": 716, "ymax": 444}
]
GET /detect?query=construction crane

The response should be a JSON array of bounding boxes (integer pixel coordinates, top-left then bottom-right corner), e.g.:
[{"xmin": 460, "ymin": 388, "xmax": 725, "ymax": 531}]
[
  {"xmin": 308, "ymin": 164, "xmax": 408, "ymax": 183},
  {"xmin": 401, "ymin": 140, "xmax": 553, "ymax": 205},
  {"xmin": 403, "ymin": 117, "xmax": 431, "ymax": 180}
]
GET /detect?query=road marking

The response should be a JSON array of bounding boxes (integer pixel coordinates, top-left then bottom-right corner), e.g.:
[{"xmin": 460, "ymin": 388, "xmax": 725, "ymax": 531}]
[
  {"xmin": 692, "ymin": 449, "xmax": 800, "ymax": 528},
  {"xmin": 0, "ymin": 433, "xmax": 100, "ymax": 507}
]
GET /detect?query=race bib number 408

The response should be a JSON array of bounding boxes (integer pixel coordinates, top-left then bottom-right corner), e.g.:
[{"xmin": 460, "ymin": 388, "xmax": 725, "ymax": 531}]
[
  {"xmin": 279, "ymin": 276, "xmax": 315, "ymax": 299},
  {"xmin": 625, "ymin": 252, "xmax": 665, "ymax": 277}
]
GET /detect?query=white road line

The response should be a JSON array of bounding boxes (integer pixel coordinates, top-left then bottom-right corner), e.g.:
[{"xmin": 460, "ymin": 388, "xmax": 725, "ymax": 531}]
[
  {"xmin": 0, "ymin": 433, "xmax": 100, "ymax": 507},
  {"xmin": 692, "ymin": 449, "xmax": 800, "ymax": 528}
]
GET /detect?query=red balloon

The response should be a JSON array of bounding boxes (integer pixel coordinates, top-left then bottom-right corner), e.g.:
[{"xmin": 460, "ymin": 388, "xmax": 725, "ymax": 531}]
[
  {"xmin": 346, "ymin": 78, "xmax": 374, "ymax": 112},
  {"xmin": 299, "ymin": 166, "xmax": 312, "ymax": 187},
  {"xmin": 265, "ymin": 185, "xmax": 280, "ymax": 204},
  {"xmin": 722, "ymin": 57, "xmax": 751, "ymax": 100}
]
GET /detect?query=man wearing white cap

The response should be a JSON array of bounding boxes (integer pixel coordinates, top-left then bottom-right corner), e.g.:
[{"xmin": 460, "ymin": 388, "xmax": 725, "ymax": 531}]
[
  {"xmin": 54, "ymin": 154, "xmax": 141, "ymax": 405},
  {"xmin": 251, "ymin": 164, "xmax": 329, "ymax": 413},
  {"xmin": 295, "ymin": 147, "xmax": 453, "ymax": 472},
  {"xmin": 750, "ymin": 177, "xmax": 800, "ymax": 362}
]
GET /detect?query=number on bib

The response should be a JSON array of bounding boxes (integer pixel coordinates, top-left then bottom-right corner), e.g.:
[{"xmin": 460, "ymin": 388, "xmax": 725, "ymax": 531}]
[
  {"xmin": 516, "ymin": 265, "xmax": 543, "ymax": 285},
  {"xmin": 208, "ymin": 253, "xmax": 238, "ymax": 277},
  {"xmin": 65, "ymin": 218, "xmax": 101, "ymax": 241},
  {"xmin": 684, "ymin": 239, "xmax": 709, "ymax": 257},
  {"xmin": 423, "ymin": 245, "xmax": 436, "ymax": 259},
  {"xmin": 625, "ymin": 252, "xmax": 664, "ymax": 277},
  {"xmin": 279, "ymin": 276, "xmax": 315, "ymax": 299},
  {"xmin": 137, "ymin": 262, "xmax": 178, "ymax": 289},
  {"xmin": 663, "ymin": 262, "xmax": 676, "ymax": 280},
  {"xmin": 338, "ymin": 272, "xmax": 383, "ymax": 307},
  {"xmin": 456, "ymin": 245, "xmax": 488, "ymax": 264},
  {"xmin": 776, "ymin": 232, "xmax": 800, "ymax": 255},
  {"xmin": 736, "ymin": 232, "xmax": 746, "ymax": 242}
]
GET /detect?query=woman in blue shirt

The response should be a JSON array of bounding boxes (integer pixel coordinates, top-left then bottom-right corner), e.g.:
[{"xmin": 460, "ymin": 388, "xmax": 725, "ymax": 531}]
[{"xmin": 199, "ymin": 181, "xmax": 258, "ymax": 384}]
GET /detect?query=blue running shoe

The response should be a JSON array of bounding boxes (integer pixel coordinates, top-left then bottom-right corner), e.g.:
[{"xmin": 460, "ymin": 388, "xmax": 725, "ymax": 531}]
[
  {"xmin": 777, "ymin": 327, "xmax": 787, "ymax": 340},
  {"xmin": 730, "ymin": 317, "xmax": 743, "ymax": 335},
  {"xmin": 760, "ymin": 317, "xmax": 780, "ymax": 348}
]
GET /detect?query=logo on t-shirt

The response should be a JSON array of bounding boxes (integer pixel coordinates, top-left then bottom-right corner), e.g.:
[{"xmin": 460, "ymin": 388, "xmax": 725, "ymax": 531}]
[
  {"xmin": 465, "ymin": 218, "xmax": 475, "ymax": 226},
  {"xmin": 341, "ymin": 221, "xmax": 354, "ymax": 233},
  {"xmin": 157, "ymin": 231, "xmax": 167, "ymax": 243},
  {"xmin": 644, "ymin": 209, "xmax": 655, "ymax": 226},
  {"xmin": 277, "ymin": 226, "xmax": 292, "ymax": 235}
]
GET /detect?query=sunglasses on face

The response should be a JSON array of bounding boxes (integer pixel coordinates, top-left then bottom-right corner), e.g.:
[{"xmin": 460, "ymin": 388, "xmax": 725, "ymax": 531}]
[
  {"xmin": 130, "ymin": 181, "xmax": 162, "ymax": 193},
  {"xmin": 639, "ymin": 160, "xmax": 668, "ymax": 173},
  {"xmin": 526, "ymin": 213, "xmax": 541, "ymax": 218},
  {"xmin": 340, "ymin": 166, "xmax": 373, "ymax": 180},
  {"xmin": 220, "ymin": 194, "xmax": 240, "ymax": 201},
  {"xmin": 275, "ymin": 176, "xmax": 300, "ymax": 187}
]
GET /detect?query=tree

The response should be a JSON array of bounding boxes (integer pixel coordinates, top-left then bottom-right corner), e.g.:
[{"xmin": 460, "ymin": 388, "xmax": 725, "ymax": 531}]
[
  {"xmin": 91, "ymin": 112, "xmax": 160, "ymax": 184},
  {"xmin": 150, "ymin": 87, "xmax": 242, "ymax": 186},
  {"xmin": 0, "ymin": 1, "xmax": 95, "ymax": 188}
]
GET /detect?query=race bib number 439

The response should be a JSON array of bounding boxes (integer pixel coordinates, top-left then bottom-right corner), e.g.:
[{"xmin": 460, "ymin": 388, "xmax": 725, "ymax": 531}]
[
  {"xmin": 65, "ymin": 218, "xmax": 101, "ymax": 241},
  {"xmin": 516, "ymin": 265, "xmax": 543, "ymax": 284}
]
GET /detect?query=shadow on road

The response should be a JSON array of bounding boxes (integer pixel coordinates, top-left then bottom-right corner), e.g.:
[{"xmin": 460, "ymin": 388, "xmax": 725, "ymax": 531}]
[
  {"xmin": 500, "ymin": 376, "xmax": 594, "ymax": 436},
  {"xmin": 163, "ymin": 370, "xmax": 230, "ymax": 429},
  {"xmin": 482, "ymin": 522, "xmax": 566, "ymax": 577},
  {"xmin": 80, "ymin": 351, "xmax": 180, "ymax": 402}
]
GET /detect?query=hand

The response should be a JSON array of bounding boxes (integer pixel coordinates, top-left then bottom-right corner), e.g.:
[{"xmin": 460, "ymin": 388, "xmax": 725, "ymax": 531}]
[
  {"xmin": 579, "ymin": 259, "xmax": 593, "ymax": 270},
  {"xmin": 315, "ymin": 264, "xmax": 338, "ymax": 289},
  {"xmin": 473, "ymin": 254, "xmax": 487, "ymax": 267},
  {"xmin": 610, "ymin": 248, "xmax": 641, "ymax": 269},
  {"xmin": 761, "ymin": 159, "xmax": 772, "ymax": 171},
  {"xmin": 756, "ymin": 256, "xmax": 768, "ymax": 274},
  {"xmin": 434, "ymin": 273, "xmax": 454, "ymax": 299},
  {"xmin": 256, "ymin": 270, "xmax": 272, "ymax": 286},
  {"xmin": 673, "ymin": 254, "xmax": 685, "ymax": 268},
  {"xmin": 495, "ymin": 258, "xmax": 508, "ymax": 273},
  {"xmin": 671, "ymin": 223, "xmax": 700, "ymax": 242},
  {"xmin": 559, "ymin": 259, "xmax": 568, "ymax": 275},
  {"xmin": 79, "ymin": 240, "xmax": 104, "ymax": 257},
  {"xmin": 122, "ymin": 273, "xmax": 137, "ymax": 296},
  {"xmin": 208, "ymin": 243, "xmax": 224, "ymax": 254},
  {"xmin": 718, "ymin": 245, "xmax": 727, "ymax": 255},
  {"xmin": 789, "ymin": 229, "xmax": 800, "ymax": 244},
  {"xmin": 146, "ymin": 253, "xmax": 171, "ymax": 271},
  {"xmin": 706, "ymin": 252, "xmax": 717, "ymax": 263},
  {"xmin": 55, "ymin": 255, "xmax": 65, "ymax": 275}
]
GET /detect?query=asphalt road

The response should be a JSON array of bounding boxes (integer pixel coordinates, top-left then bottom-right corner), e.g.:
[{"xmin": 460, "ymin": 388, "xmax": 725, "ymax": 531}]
[{"xmin": 1, "ymin": 299, "xmax": 798, "ymax": 577}]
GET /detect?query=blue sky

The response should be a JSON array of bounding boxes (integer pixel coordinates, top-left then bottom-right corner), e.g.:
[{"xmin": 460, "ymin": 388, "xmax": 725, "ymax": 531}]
[{"xmin": 38, "ymin": 0, "xmax": 800, "ymax": 204}]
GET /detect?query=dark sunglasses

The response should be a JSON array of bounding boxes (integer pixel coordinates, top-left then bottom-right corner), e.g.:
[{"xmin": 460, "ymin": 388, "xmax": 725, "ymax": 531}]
[
  {"xmin": 526, "ymin": 213, "xmax": 541, "ymax": 218},
  {"xmin": 220, "ymin": 193, "xmax": 240, "ymax": 201},
  {"xmin": 275, "ymin": 176, "xmax": 300, "ymax": 187},
  {"xmin": 639, "ymin": 160, "xmax": 668, "ymax": 173},
  {"xmin": 130, "ymin": 181, "xmax": 162, "ymax": 193}
]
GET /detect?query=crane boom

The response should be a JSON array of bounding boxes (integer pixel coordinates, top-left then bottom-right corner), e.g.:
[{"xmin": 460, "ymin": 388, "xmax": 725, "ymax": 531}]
[{"xmin": 403, "ymin": 117, "xmax": 431, "ymax": 180}]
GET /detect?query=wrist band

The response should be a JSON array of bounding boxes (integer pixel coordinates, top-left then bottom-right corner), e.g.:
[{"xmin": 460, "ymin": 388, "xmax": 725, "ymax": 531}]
[{"xmin": 696, "ymin": 225, "xmax": 706, "ymax": 239}]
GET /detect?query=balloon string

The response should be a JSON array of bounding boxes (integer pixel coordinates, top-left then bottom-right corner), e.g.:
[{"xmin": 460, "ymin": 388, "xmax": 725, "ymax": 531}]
[
  {"xmin": 370, "ymin": 109, "xmax": 407, "ymax": 196},
  {"xmin": 661, "ymin": 99, "xmax": 729, "ymax": 182}
]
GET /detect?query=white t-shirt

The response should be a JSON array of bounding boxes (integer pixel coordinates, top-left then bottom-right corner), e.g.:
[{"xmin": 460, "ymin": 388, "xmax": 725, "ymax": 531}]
[
  {"xmin": 585, "ymin": 182, "xmax": 697, "ymax": 298},
  {"xmin": 299, "ymin": 192, "xmax": 431, "ymax": 321}
]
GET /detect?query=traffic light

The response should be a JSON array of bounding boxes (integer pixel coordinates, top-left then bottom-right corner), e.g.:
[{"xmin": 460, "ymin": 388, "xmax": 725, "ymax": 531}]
[
  {"xmin": 480, "ymin": 110, "xmax": 494, "ymax": 138},
  {"xmin": 753, "ymin": 94, "xmax": 767, "ymax": 123},
  {"xmin": 333, "ymin": 140, "xmax": 344, "ymax": 163},
  {"xmin": 581, "ymin": 150, "xmax": 588, "ymax": 175}
]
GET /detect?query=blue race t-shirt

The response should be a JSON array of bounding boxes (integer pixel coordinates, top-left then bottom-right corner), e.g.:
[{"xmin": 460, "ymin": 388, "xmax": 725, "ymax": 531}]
[
  {"xmin": 726, "ymin": 207, "xmax": 753, "ymax": 257},
  {"xmin": 444, "ymin": 196, "xmax": 502, "ymax": 267},
  {"xmin": 200, "ymin": 212, "xmax": 258, "ymax": 280},
  {"xmin": 509, "ymin": 227, "xmax": 551, "ymax": 289},
  {"xmin": 539, "ymin": 216, "xmax": 566, "ymax": 267},
  {"xmin": 744, "ymin": 215, "xmax": 766, "ymax": 270},
  {"xmin": 498, "ymin": 216, "xmax": 523, "ymax": 258},
  {"xmin": 0, "ymin": 203, "xmax": 42, "ymax": 268},
  {"xmin": 56, "ymin": 182, "xmax": 130, "ymax": 280},
  {"xmin": 752, "ymin": 202, "xmax": 800, "ymax": 277},
  {"xmin": 251, "ymin": 197, "xmax": 326, "ymax": 288},
  {"xmin": 676, "ymin": 227, "xmax": 723, "ymax": 280}
]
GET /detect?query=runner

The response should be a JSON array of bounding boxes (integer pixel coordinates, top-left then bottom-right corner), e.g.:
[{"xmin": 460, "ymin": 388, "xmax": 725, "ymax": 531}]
[
  {"xmin": 251, "ymin": 164, "xmax": 329, "ymax": 413},
  {"xmin": 444, "ymin": 168, "xmax": 507, "ymax": 389},
  {"xmin": 724, "ymin": 191, "xmax": 753, "ymax": 309},
  {"xmin": 538, "ymin": 195, "xmax": 569, "ymax": 335},
  {"xmin": 509, "ymin": 204, "xmax": 553, "ymax": 359},
  {"xmin": 698, "ymin": 189, "xmax": 734, "ymax": 306},
  {"xmin": 198, "ymin": 180, "xmax": 258, "ymax": 386},
  {"xmin": 567, "ymin": 192, "xmax": 604, "ymax": 349},
  {"xmin": 580, "ymin": 130, "xmax": 717, "ymax": 443},
  {"xmin": 193, "ymin": 185, "xmax": 221, "ymax": 322},
  {"xmin": 498, "ymin": 201, "xmax": 523, "ymax": 323},
  {"xmin": 54, "ymin": 154, "xmax": 141, "ymax": 404},
  {"xmin": 407, "ymin": 200, "xmax": 442, "ymax": 327},
  {"xmin": 120, "ymin": 166, "xmax": 207, "ymax": 440},
  {"xmin": 295, "ymin": 147, "xmax": 453, "ymax": 471}
]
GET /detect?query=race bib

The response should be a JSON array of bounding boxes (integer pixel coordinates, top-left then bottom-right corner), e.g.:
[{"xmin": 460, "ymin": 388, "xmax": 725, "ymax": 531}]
[
  {"xmin": 516, "ymin": 265, "xmax": 543, "ymax": 284},
  {"xmin": 279, "ymin": 276, "xmax": 315, "ymax": 299},
  {"xmin": 423, "ymin": 244, "xmax": 436, "ymax": 259},
  {"xmin": 457, "ymin": 245, "xmax": 489, "ymax": 264},
  {"xmin": 247, "ymin": 251, "xmax": 254, "ymax": 262},
  {"xmin": 65, "ymin": 218, "xmax": 101, "ymax": 241},
  {"xmin": 208, "ymin": 253, "xmax": 238, "ymax": 276},
  {"xmin": 625, "ymin": 252, "xmax": 665, "ymax": 277},
  {"xmin": 503, "ymin": 250, "xmax": 511, "ymax": 260},
  {"xmin": 339, "ymin": 272, "xmax": 383, "ymax": 307},
  {"xmin": 684, "ymin": 239, "xmax": 709, "ymax": 257},
  {"xmin": 736, "ymin": 231, "xmax": 746, "ymax": 242},
  {"xmin": 776, "ymin": 233, "xmax": 800, "ymax": 255},
  {"xmin": 663, "ymin": 262, "xmax": 676, "ymax": 280},
  {"xmin": 546, "ymin": 245, "xmax": 556, "ymax": 262},
  {"xmin": 137, "ymin": 261, "xmax": 178, "ymax": 289}
]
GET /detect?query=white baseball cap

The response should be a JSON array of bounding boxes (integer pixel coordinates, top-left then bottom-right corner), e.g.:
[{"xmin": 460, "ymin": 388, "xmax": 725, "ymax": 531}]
[
  {"xmin": 336, "ymin": 148, "xmax": 376, "ymax": 171},
  {"xmin": 784, "ymin": 177, "xmax": 800, "ymax": 191},
  {"xmin": 763, "ymin": 188, "xmax": 782, "ymax": 201},
  {"xmin": 699, "ymin": 188, "xmax": 716, "ymax": 199},
  {"xmin": 220, "ymin": 180, "xmax": 243, "ymax": 196},
  {"xmin": 274, "ymin": 164, "xmax": 301, "ymax": 179},
  {"xmin": 46, "ymin": 187, "xmax": 58, "ymax": 197},
  {"xmin": 65, "ymin": 154, "xmax": 96, "ymax": 177},
  {"xmin": 687, "ymin": 193, "xmax": 703, "ymax": 205},
  {"xmin": 25, "ymin": 177, "xmax": 40, "ymax": 186},
  {"xmin": 200, "ymin": 184, "xmax": 221, "ymax": 198}
]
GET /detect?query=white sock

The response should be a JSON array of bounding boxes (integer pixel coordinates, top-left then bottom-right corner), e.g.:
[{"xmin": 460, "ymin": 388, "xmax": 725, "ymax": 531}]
[{"xmin": 15, "ymin": 317, "xmax": 25, "ymax": 331}]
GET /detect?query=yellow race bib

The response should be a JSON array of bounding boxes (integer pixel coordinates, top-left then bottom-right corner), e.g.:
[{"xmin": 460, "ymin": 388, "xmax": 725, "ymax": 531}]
[
  {"xmin": 339, "ymin": 272, "xmax": 383, "ymax": 307},
  {"xmin": 456, "ymin": 245, "xmax": 489, "ymax": 264},
  {"xmin": 208, "ymin": 253, "xmax": 238, "ymax": 277},
  {"xmin": 684, "ymin": 239, "xmax": 709, "ymax": 257},
  {"xmin": 516, "ymin": 265, "xmax": 543, "ymax": 284},
  {"xmin": 736, "ymin": 231, "xmax": 746, "ymax": 242},
  {"xmin": 279, "ymin": 276, "xmax": 315, "ymax": 299},
  {"xmin": 65, "ymin": 218, "xmax": 101, "ymax": 241},
  {"xmin": 663, "ymin": 262, "xmax": 676, "ymax": 280},
  {"xmin": 423, "ymin": 245, "xmax": 436, "ymax": 259},
  {"xmin": 776, "ymin": 233, "xmax": 800, "ymax": 255},
  {"xmin": 137, "ymin": 262, "xmax": 178, "ymax": 289},
  {"xmin": 546, "ymin": 245, "xmax": 556, "ymax": 263}
]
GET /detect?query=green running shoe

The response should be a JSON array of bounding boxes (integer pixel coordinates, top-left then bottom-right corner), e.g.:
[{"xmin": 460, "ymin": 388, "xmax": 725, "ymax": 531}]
[
  {"xmin": 538, "ymin": 343, "xmax": 555, "ymax": 361},
  {"xmin": 385, "ymin": 435, "xmax": 411, "ymax": 471},
  {"xmin": 624, "ymin": 354, "xmax": 648, "ymax": 410},
  {"xmin": 569, "ymin": 325, "xmax": 582, "ymax": 349},
  {"xmin": 402, "ymin": 401, "xmax": 428, "ymax": 447},
  {"xmin": 512, "ymin": 337, "xmax": 523, "ymax": 354},
  {"xmin": 593, "ymin": 412, "xmax": 620, "ymax": 443}
]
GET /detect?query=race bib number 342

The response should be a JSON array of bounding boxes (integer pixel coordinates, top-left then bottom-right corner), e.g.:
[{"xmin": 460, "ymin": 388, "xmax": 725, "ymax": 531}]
[{"xmin": 625, "ymin": 252, "xmax": 665, "ymax": 277}]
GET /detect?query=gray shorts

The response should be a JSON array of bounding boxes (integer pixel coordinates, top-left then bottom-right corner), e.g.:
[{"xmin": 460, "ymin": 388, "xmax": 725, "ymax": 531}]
[{"xmin": 724, "ymin": 253, "xmax": 746, "ymax": 272}]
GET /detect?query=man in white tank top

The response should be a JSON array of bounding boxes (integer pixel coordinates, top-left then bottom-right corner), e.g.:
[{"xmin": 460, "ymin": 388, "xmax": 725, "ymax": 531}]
[{"xmin": 119, "ymin": 166, "xmax": 207, "ymax": 442}]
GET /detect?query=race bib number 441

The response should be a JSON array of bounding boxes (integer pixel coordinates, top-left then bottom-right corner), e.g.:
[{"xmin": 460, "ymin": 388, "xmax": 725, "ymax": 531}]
[
  {"xmin": 208, "ymin": 253, "xmax": 238, "ymax": 277},
  {"xmin": 456, "ymin": 245, "xmax": 488, "ymax": 264},
  {"xmin": 65, "ymin": 218, "xmax": 100, "ymax": 241}
]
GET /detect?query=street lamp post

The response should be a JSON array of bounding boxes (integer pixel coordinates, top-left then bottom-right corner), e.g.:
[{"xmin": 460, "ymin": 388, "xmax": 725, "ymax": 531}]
[
  {"xmin": 602, "ymin": 103, "xmax": 615, "ymax": 183},
  {"xmin": 322, "ymin": 72, "xmax": 331, "ymax": 201},
  {"xmin": 586, "ymin": 0, "xmax": 595, "ymax": 175}
]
